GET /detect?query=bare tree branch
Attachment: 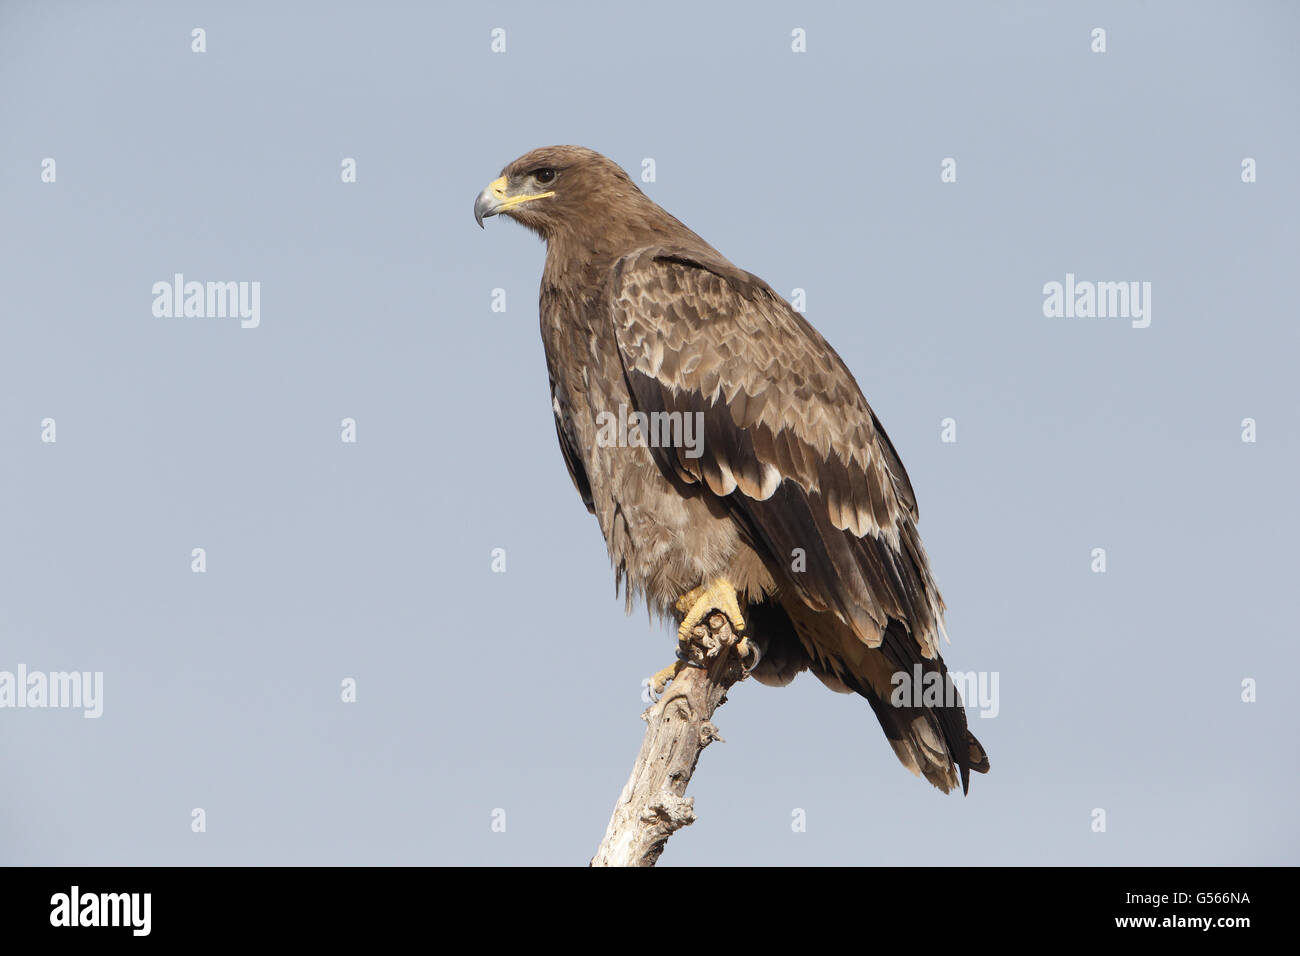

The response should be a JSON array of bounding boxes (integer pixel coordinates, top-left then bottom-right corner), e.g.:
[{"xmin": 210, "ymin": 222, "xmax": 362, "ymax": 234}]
[{"xmin": 591, "ymin": 612, "xmax": 748, "ymax": 867}]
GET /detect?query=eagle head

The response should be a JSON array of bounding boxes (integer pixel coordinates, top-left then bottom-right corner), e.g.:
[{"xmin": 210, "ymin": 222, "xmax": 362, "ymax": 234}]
[{"xmin": 474, "ymin": 145, "xmax": 655, "ymax": 241}]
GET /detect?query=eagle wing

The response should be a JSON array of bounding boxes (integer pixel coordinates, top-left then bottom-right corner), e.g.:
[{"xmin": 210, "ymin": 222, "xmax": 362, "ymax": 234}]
[
  {"xmin": 549, "ymin": 377, "xmax": 595, "ymax": 514},
  {"xmin": 607, "ymin": 247, "xmax": 943, "ymax": 660}
]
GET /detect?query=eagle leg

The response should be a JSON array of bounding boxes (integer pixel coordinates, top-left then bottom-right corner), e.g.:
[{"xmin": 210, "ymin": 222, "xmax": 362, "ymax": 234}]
[
  {"xmin": 649, "ymin": 582, "xmax": 759, "ymax": 696},
  {"xmin": 675, "ymin": 578, "xmax": 747, "ymax": 644},
  {"xmin": 648, "ymin": 643, "xmax": 706, "ymax": 696},
  {"xmin": 675, "ymin": 578, "xmax": 758, "ymax": 671},
  {"xmin": 648, "ymin": 580, "xmax": 757, "ymax": 697},
  {"xmin": 648, "ymin": 659, "xmax": 686, "ymax": 697}
]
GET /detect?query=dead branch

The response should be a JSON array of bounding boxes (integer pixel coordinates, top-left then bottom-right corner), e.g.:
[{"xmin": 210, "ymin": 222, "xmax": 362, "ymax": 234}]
[{"xmin": 591, "ymin": 612, "xmax": 748, "ymax": 867}]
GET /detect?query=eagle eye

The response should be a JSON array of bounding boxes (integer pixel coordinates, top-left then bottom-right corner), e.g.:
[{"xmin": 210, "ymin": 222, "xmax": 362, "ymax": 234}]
[{"xmin": 534, "ymin": 167, "xmax": 557, "ymax": 185}]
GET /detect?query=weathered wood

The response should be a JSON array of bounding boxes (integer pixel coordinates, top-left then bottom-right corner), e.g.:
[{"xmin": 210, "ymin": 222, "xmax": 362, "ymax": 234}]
[{"xmin": 591, "ymin": 612, "xmax": 748, "ymax": 867}]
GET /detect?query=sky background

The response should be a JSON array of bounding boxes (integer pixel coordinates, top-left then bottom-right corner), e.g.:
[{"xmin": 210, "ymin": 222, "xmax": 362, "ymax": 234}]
[{"xmin": 2, "ymin": 0, "xmax": 1297, "ymax": 866}]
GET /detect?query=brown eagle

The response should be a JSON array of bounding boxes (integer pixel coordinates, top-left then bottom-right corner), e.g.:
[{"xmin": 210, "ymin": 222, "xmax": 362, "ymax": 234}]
[{"xmin": 475, "ymin": 146, "xmax": 989, "ymax": 793}]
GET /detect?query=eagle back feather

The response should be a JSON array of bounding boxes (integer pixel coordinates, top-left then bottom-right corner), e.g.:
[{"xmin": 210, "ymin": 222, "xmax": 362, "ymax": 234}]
[{"xmin": 607, "ymin": 247, "xmax": 946, "ymax": 662}]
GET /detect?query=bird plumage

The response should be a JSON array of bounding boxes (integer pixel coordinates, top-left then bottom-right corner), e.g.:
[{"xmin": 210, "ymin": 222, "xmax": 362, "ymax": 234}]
[{"xmin": 477, "ymin": 145, "xmax": 989, "ymax": 793}]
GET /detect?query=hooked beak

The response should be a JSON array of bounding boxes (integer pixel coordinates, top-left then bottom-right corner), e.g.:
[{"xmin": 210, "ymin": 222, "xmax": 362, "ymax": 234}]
[{"xmin": 474, "ymin": 175, "xmax": 555, "ymax": 228}]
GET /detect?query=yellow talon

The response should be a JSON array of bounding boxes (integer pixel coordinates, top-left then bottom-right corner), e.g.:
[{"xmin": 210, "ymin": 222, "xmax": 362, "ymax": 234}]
[
  {"xmin": 675, "ymin": 578, "xmax": 746, "ymax": 643},
  {"xmin": 649, "ymin": 580, "xmax": 750, "ymax": 695},
  {"xmin": 673, "ymin": 586, "xmax": 703, "ymax": 615},
  {"xmin": 735, "ymin": 636, "xmax": 757, "ymax": 668},
  {"xmin": 649, "ymin": 660, "xmax": 684, "ymax": 696}
]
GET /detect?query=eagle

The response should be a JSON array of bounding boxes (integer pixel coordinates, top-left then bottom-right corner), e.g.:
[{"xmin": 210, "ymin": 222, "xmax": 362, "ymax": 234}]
[{"xmin": 475, "ymin": 146, "xmax": 989, "ymax": 793}]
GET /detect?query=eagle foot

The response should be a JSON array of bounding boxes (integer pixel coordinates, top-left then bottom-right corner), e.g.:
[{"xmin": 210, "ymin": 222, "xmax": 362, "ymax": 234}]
[
  {"xmin": 650, "ymin": 583, "xmax": 751, "ymax": 696},
  {"xmin": 675, "ymin": 578, "xmax": 746, "ymax": 645},
  {"xmin": 648, "ymin": 644, "xmax": 705, "ymax": 698},
  {"xmin": 735, "ymin": 634, "xmax": 760, "ymax": 672}
]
